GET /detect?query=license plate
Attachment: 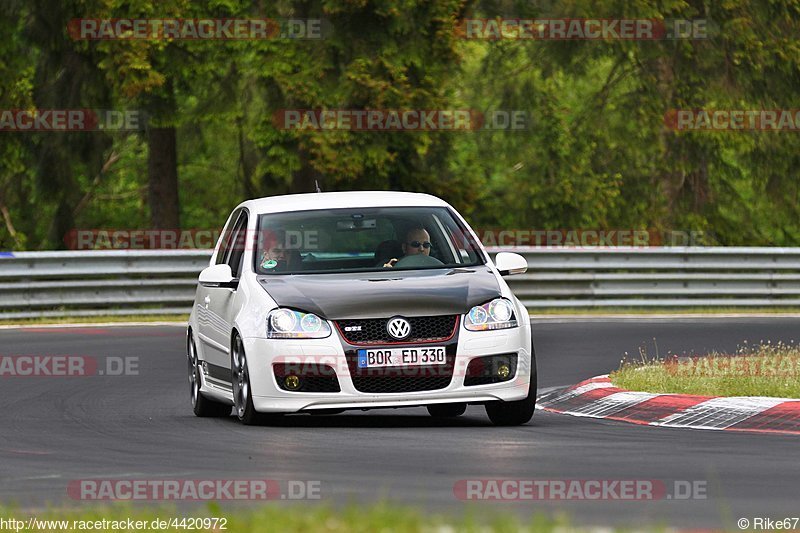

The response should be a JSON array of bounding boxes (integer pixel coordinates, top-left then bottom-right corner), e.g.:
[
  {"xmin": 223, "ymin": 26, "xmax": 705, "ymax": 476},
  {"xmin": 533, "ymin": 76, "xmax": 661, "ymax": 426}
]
[{"xmin": 357, "ymin": 347, "xmax": 446, "ymax": 368}]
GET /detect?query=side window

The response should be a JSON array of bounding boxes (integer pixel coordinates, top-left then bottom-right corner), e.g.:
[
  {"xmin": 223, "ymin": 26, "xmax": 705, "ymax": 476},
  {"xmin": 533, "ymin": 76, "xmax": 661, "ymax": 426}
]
[
  {"xmin": 215, "ymin": 209, "xmax": 241, "ymax": 265},
  {"xmin": 227, "ymin": 212, "xmax": 249, "ymax": 278},
  {"xmin": 434, "ymin": 213, "xmax": 479, "ymax": 265},
  {"xmin": 429, "ymin": 215, "xmax": 455, "ymax": 263}
]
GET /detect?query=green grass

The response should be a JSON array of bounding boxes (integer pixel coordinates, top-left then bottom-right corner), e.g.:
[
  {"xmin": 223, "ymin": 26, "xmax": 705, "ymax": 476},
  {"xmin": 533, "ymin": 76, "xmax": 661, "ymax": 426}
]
[
  {"xmin": 0, "ymin": 503, "xmax": 589, "ymax": 533},
  {"xmin": 611, "ymin": 341, "xmax": 800, "ymax": 398}
]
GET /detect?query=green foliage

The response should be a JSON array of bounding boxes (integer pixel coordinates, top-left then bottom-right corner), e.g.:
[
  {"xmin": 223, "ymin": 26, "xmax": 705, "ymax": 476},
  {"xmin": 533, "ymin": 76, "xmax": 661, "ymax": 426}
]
[{"xmin": 1, "ymin": 0, "xmax": 800, "ymax": 249}]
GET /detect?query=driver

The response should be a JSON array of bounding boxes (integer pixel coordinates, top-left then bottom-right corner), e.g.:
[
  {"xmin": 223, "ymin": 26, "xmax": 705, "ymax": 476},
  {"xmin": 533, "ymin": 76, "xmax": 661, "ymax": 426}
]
[
  {"xmin": 259, "ymin": 230, "xmax": 289, "ymax": 271},
  {"xmin": 383, "ymin": 226, "xmax": 432, "ymax": 268}
]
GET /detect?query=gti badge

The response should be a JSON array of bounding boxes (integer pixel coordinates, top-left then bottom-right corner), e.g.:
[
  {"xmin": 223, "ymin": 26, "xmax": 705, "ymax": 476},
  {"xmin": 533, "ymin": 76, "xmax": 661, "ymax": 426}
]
[{"xmin": 386, "ymin": 316, "xmax": 411, "ymax": 340}]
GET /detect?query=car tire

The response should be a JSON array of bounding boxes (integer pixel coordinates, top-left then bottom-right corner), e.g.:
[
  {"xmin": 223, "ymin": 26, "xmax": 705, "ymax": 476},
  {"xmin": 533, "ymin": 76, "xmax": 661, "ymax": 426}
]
[
  {"xmin": 485, "ymin": 343, "xmax": 538, "ymax": 426},
  {"xmin": 231, "ymin": 335, "xmax": 281, "ymax": 426},
  {"xmin": 188, "ymin": 332, "xmax": 231, "ymax": 418},
  {"xmin": 427, "ymin": 403, "xmax": 467, "ymax": 418}
]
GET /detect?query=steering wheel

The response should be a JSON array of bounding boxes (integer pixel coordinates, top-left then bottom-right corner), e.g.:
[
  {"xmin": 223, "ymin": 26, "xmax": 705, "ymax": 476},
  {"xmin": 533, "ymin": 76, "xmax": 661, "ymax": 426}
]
[{"xmin": 393, "ymin": 254, "xmax": 444, "ymax": 268}]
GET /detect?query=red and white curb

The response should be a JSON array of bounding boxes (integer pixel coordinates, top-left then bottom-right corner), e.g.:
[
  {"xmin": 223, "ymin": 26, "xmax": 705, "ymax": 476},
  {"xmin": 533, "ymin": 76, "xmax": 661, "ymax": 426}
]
[{"xmin": 537, "ymin": 375, "xmax": 800, "ymax": 435}]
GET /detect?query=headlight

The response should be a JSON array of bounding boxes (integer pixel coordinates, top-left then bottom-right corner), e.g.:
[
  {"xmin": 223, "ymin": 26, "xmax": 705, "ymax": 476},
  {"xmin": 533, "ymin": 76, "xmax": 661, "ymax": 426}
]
[
  {"xmin": 267, "ymin": 309, "xmax": 331, "ymax": 339},
  {"xmin": 464, "ymin": 298, "xmax": 517, "ymax": 331}
]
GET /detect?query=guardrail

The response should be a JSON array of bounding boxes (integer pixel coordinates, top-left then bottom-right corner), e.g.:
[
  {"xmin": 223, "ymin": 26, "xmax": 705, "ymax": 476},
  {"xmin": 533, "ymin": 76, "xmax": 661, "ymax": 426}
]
[
  {"xmin": 2, "ymin": 247, "xmax": 800, "ymax": 319},
  {"xmin": 0, "ymin": 250, "xmax": 213, "ymax": 319},
  {"xmin": 499, "ymin": 247, "xmax": 800, "ymax": 308}
]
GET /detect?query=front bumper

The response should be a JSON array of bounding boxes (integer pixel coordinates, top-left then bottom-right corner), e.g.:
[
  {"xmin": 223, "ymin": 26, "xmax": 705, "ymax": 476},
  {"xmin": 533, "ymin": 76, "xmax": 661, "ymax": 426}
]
[{"xmin": 242, "ymin": 322, "xmax": 533, "ymax": 413}]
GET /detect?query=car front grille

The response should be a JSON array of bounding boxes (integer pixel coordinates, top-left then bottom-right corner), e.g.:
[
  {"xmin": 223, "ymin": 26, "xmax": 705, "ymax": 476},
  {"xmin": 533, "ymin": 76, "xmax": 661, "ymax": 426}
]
[
  {"xmin": 350, "ymin": 374, "xmax": 453, "ymax": 394},
  {"xmin": 343, "ymin": 344, "xmax": 457, "ymax": 393},
  {"xmin": 336, "ymin": 315, "xmax": 458, "ymax": 345}
]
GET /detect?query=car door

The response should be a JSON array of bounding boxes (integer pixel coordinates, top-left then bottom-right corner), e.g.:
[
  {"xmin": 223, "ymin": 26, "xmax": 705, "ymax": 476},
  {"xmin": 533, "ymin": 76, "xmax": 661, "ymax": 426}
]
[
  {"xmin": 195, "ymin": 210, "xmax": 236, "ymax": 356},
  {"xmin": 198, "ymin": 209, "xmax": 248, "ymax": 374}
]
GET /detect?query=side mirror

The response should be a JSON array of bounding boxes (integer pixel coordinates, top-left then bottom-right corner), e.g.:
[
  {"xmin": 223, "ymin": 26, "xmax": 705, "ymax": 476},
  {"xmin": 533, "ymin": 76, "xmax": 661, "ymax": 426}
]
[
  {"xmin": 199, "ymin": 264, "xmax": 238, "ymax": 289},
  {"xmin": 494, "ymin": 252, "xmax": 528, "ymax": 276}
]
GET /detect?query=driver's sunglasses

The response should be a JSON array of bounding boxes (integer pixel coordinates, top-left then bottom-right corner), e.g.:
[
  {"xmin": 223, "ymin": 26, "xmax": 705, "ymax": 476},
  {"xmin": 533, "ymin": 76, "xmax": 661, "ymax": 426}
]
[{"xmin": 407, "ymin": 241, "xmax": 432, "ymax": 249}]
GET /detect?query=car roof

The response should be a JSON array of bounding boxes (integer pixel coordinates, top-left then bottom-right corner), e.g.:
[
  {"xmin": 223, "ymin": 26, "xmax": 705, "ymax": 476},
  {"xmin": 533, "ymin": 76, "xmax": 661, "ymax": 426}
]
[{"xmin": 240, "ymin": 191, "xmax": 450, "ymax": 215}]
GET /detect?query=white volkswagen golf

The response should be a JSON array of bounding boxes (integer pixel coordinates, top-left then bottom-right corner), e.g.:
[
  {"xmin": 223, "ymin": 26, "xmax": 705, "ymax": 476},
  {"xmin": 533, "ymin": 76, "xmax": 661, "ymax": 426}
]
[{"xmin": 187, "ymin": 191, "xmax": 536, "ymax": 425}]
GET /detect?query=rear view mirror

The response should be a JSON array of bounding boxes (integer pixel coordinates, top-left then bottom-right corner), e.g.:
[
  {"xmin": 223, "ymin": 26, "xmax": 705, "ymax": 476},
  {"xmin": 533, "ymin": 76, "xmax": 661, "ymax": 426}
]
[
  {"xmin": 494, "ymin": 252, "xmax": 528, "ymax": 276},
  {"xmin": 336, "ymin": 218, "xmax": 377, "ymax": 230}
]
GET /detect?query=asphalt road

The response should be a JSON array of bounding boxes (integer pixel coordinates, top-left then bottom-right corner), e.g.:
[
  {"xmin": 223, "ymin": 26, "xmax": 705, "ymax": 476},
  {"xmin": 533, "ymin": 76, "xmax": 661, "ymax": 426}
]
[{"xmin": 1, "ymin": 318, "xmax": 799, "ymax": 529}]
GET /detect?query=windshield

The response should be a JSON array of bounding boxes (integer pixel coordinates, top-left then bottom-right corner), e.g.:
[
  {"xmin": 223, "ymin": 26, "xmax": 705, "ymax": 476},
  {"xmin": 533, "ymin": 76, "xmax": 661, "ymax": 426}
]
[{"xmin": 254, "ymin": 207, "xmax": 484, "ymax": 275}]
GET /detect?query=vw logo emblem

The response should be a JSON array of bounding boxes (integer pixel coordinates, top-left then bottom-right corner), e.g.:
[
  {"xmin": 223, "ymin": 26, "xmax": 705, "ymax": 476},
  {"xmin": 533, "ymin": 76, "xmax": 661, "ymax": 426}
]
[{"xmin": 386, "ymin": 316, "xmax": 411, "ymax": 340}]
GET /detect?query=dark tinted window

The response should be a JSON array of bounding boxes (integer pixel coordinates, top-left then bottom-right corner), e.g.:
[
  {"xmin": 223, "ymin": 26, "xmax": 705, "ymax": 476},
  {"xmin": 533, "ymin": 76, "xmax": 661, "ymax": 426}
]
[
  {"xmin": 255, "ymin": 207, "xmax": 484, "ymax": 275},
  {"xmin": 227, "ymin": 212, "xmax": 249, "ymax": 278},
  {"xmin": 215, "ymin": 209, "xmax": 242, "ymax": 266}
]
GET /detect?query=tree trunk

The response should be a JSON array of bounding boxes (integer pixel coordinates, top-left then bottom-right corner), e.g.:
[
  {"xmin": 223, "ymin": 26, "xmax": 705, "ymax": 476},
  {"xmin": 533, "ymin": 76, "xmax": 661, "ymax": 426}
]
[
  {"xmin": 289, "ymin": 148, "xmax": 321, "ymax": 194},
  {"xmin": 147, "ymin": 126, "xmax": 180, "ymax": 229}
]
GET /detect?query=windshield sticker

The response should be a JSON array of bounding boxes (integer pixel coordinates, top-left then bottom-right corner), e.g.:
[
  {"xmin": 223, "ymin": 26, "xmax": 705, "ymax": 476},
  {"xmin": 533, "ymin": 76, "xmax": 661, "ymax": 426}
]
[{"xmin": 262, "ymin": 259, "xmax": 278, "ymax": 269}]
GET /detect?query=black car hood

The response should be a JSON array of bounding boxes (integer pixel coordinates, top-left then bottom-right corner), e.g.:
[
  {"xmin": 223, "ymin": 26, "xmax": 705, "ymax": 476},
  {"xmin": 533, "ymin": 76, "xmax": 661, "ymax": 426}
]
[{"xmin": 257, "ymin": 268, "xmax": 501, "ymax": 319}]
